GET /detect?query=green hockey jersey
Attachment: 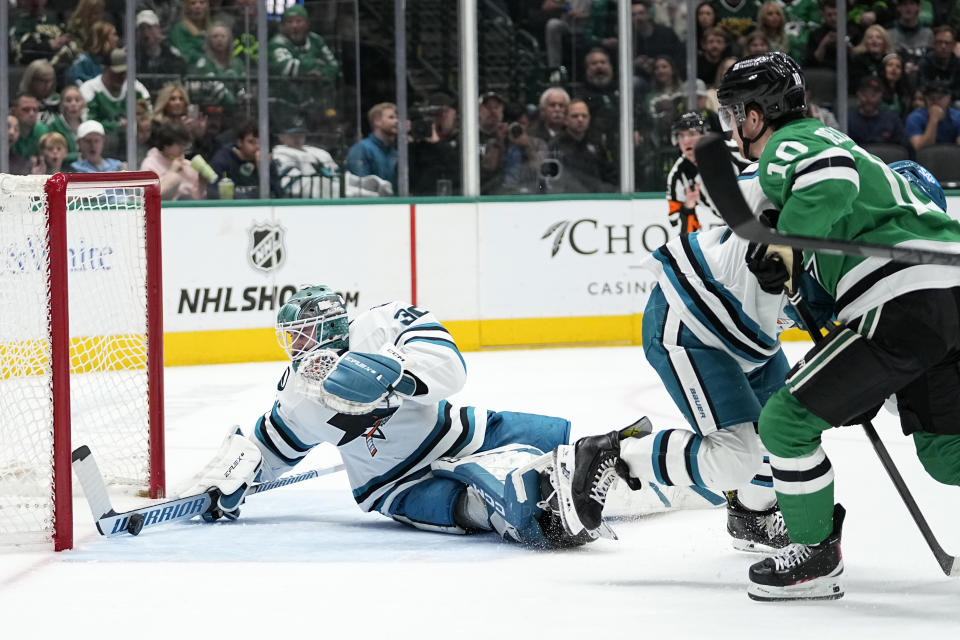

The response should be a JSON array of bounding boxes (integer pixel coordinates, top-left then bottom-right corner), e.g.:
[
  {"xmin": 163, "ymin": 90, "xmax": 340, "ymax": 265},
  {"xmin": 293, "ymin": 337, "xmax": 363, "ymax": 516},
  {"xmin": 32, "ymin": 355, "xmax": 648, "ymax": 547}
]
[{"xmin": 758, "ymin": 118, "xmax": 960, "ymax": 322}]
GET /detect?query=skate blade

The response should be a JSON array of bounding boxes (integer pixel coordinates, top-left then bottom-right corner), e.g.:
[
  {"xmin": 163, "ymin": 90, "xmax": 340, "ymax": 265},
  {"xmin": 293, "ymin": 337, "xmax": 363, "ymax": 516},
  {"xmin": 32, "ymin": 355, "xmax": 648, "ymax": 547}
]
[
  {"xmin": 551, "ymin": 445, "xmax": 589, "ymax": 537},
  {"xmin": 595, "ymin": 520, "xmax": 618, "ymax": 541},
  {"xmin": 731, "ymin": 538, "xmax": 784, "ymax": 555},
  {"xmin": 747, "ymin": 575, "xmax": 844, "ymax": 602}
]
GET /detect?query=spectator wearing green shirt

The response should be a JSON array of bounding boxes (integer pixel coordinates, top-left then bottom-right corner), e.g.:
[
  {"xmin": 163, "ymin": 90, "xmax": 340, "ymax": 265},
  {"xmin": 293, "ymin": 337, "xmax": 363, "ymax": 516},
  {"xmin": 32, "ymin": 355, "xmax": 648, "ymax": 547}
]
[
  {"xmin": 190, "ymin": 21, "xmax": 247, "ymax": 108},
  {"xmin": 169, "ymin": 0, "xmax": 211, "ymax": 67},
  {"xmin": 11, "ymin": 94, "xmax": 49, "ymax": 160},
  {"xmin": 79, "ymin": 49, "xmax": 151, "ymax": 135},
  {"xmin": 268, "ymin": 4, "xmax": 341, "ymax": 110},
  {"xmin": 10, "ymin": 0, "xmax": 71, "ymax": 66}
]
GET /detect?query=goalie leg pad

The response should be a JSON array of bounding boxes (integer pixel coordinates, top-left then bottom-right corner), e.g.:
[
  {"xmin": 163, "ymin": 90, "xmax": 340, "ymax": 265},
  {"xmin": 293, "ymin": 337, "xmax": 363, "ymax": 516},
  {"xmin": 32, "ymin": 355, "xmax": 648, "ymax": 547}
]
[{"xmin": 432, "ymin": 445, "xmax": 576, "ymax": 547}]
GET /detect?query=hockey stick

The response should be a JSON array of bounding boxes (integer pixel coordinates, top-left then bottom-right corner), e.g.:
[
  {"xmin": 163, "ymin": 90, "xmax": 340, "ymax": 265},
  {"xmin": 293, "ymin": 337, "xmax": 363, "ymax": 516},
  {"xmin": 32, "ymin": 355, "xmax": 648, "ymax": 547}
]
[
  {"xmin": 788, "ymin": 296, "xmax": 958, "ymax": 577},
  {"xmin": 693, "ymin": 134, "xmax": 960, "ymax": 267},
  {"xmin": 71, "ymin": 445, "xmax": 345, "ymax": 538}
]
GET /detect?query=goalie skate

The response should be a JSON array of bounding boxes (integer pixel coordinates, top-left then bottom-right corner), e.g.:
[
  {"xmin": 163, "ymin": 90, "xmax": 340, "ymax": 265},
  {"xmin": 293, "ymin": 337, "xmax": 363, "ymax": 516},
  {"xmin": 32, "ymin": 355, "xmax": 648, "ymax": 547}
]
[{"xmin": 747, "ymin": 504, "xmax": 846, "ymax": 602}]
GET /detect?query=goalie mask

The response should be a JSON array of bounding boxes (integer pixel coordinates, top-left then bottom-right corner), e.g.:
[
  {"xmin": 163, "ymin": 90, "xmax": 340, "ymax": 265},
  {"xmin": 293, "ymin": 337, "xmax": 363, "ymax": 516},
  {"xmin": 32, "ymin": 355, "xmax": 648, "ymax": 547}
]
[
  {"xmin": 276, "ymin": 285, "xmax": 349, "ymax": 367},
  {"xmin": 889, "ymin": 160, "xmax": 947, "ymax": 213},
  {"xmin": 717, "ymin": 52, "xmax": 806, "ymax": 159}
]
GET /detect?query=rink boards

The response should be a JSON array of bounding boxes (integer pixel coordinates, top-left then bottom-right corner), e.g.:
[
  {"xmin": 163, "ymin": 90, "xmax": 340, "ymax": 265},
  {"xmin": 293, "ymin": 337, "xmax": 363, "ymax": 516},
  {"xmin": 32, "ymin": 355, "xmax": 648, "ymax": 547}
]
[{"xmin": 157, "ymin": 194, "xmax": 960, "ymax": 365}]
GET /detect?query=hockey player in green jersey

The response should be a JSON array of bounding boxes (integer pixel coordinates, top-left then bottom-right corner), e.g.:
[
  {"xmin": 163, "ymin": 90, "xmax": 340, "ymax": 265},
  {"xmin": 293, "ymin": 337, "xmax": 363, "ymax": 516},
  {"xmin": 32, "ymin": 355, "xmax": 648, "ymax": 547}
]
[{"xmin": 716, "ymin": 51, "xmax": 960, "ymax": 602}]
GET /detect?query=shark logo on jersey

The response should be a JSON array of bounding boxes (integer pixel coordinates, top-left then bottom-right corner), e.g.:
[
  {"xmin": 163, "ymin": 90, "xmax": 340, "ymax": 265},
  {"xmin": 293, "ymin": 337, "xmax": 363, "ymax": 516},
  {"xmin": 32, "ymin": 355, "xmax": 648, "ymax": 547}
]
[{"xmin": 247, "ymin": 222, "xmax": 286, "ymax": 273}]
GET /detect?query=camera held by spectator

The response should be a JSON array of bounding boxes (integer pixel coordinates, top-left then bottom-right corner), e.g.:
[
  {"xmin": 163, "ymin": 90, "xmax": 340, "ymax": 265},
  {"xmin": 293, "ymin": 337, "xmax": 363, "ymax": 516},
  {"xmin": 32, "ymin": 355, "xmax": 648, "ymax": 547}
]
[
  {"xmin": 409, "ymin": 92, "xmax": 457, "ymax": 143},
  {"xmin": 409, "ymin": 105, "xmax": 446, "ymax": 141}
]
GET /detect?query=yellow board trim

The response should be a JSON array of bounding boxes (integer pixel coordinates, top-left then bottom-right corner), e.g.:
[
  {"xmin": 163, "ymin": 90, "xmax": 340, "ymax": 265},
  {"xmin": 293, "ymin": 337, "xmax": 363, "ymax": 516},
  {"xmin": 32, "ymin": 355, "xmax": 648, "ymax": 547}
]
[
  {"xmin": 164, "ymin": 328, "xmax": 286, "ymax": 366},
  {"xmin": 161, "ymin": 318, "xmax": 814, "ymax": 366}
]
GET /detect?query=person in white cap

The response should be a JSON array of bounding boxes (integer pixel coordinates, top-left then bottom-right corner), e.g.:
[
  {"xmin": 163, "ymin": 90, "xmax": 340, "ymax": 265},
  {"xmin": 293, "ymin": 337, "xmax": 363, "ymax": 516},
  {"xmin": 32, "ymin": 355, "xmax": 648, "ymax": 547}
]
[{"xmin": 70, "ymin": 120, "xmax": 125, "ymax": 173}]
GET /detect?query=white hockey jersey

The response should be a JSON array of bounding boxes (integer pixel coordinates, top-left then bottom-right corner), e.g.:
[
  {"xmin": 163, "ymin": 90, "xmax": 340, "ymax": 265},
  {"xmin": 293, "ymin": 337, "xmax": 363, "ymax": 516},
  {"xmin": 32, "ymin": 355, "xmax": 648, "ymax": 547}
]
[
  {"xmin": 252, "ymin": 301, "xmax": 489, "ymax": 514},
  {"xmin": 643, "ymin": 164, "xmax": 794, "ymax": 371}
]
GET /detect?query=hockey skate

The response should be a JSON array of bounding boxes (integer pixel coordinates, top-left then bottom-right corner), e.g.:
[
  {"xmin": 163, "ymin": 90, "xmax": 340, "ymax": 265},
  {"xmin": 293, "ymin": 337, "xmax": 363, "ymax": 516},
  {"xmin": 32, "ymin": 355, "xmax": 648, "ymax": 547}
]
[
  {"xmin": 506, "ymin": 450, "xmax": 614, "ymax": 545},
  {"xmin": 549, "ymin": 417, "xmax": 653, "ymax": 536},
  {"xmin": 726, "ymin": 491, "xmax": 790, "ymax": 553},
  {"xmin": 747, "ymin": 503, "xmax": 846, "ymax": 602}
]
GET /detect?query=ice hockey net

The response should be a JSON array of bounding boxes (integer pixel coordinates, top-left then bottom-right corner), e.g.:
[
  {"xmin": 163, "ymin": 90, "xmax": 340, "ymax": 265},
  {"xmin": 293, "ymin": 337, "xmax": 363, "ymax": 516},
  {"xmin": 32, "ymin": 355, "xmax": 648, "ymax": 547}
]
[{"xmin": 0, "ymin": 172, "xmax": 165, "ymax": 551}]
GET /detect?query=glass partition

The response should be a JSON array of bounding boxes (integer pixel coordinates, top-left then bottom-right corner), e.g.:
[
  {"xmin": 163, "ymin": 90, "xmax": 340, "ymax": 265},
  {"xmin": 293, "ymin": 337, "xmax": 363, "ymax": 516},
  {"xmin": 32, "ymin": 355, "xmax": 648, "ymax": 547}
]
[{"xmin": 3, "ymin": 1, "xmax": 957, "ymax": 191}]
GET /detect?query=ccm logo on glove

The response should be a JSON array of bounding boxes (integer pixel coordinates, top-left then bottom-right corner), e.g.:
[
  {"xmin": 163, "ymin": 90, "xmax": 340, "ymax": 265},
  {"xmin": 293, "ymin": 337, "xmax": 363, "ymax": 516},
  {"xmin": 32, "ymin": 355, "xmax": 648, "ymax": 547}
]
[{"xmin": 343, "ymin": 355, "xmax": 381, "ymax": 378}]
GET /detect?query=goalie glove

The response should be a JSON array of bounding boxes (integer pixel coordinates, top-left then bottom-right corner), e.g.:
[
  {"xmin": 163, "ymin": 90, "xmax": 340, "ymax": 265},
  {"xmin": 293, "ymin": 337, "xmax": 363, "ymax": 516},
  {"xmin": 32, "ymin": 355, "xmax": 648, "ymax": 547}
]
[{"xmin": 297, "ymin": 347, "xmax": 417, "ymax": 415}]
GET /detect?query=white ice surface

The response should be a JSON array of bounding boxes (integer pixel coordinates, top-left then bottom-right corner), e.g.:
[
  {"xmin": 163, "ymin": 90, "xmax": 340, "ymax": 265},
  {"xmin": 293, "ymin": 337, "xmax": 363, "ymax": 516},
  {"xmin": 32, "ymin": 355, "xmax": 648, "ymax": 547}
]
[{"xmin": 2, "ymin": 343, "xmax": 959, "ymax": 638}]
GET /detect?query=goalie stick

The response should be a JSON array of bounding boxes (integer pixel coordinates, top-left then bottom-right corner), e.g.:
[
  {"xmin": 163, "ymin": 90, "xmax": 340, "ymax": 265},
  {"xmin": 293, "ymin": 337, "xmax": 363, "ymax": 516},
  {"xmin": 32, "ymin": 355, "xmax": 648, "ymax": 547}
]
[
  {"xmin": 788, "ymin": 296, "xmax": 958, "ymax": 578},
  {"xmin": 71, "ymin": 445, "xmax": 345, "ymax": 538},
  {"xmin": 693, "ymin": 133, "xmax": 960, "ymax": 267}
]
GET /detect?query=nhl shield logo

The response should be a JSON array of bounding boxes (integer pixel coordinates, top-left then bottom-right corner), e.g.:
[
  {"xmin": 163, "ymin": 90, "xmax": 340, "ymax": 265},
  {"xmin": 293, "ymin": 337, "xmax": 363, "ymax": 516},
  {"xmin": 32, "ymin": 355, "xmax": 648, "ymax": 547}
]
[{"xmin": 248, "ymin": 223, "xmax": 286, "ymax": 272}]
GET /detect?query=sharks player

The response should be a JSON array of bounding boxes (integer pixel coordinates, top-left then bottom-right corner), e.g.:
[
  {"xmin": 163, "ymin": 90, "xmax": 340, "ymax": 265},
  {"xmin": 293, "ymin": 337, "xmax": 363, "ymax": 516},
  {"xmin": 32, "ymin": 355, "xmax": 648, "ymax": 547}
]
[
  {"xmin": 179, "ymin": 287, "xmax": 710, "ymax": 547},
  {"xmin": 548, "ymin": 150, "xmax": 832, "ymax": 555},
  {"xmin": 178, "ymin": 286, "xmax": 585, "ymax": 547}
]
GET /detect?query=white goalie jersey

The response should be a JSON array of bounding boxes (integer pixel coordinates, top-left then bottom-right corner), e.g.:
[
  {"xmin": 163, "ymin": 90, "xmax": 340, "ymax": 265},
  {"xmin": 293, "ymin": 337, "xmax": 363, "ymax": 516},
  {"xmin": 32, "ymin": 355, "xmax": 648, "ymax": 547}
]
[
  {"xmin": 251, "ymin": 301, "xmax": 489, "ymax": 514},
  {"xmin": 642, "ymin": 164, "xmax": 795, "ymax": 371}
]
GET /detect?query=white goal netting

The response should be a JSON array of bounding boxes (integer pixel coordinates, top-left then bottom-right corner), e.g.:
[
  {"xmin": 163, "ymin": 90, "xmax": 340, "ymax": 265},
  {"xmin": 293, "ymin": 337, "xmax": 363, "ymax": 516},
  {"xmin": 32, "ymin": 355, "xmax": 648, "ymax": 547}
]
[{"xmin": 0, "ymin": 175, "xmax": 157, "ymax": 547}]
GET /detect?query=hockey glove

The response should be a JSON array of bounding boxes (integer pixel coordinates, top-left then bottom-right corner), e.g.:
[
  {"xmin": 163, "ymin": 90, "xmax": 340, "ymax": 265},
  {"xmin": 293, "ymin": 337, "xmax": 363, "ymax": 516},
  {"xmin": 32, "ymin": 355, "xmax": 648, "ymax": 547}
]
[
  {"xmin": 746, "ymin": 242, "xmax": 802, "ymax": 295},
  {"xmin": 179, "ymin": 427, "xmax": 263, "ymax": 522},
  {"xmin": 297, "ymin": 348, "xmax": 413, "ymax": 415}
]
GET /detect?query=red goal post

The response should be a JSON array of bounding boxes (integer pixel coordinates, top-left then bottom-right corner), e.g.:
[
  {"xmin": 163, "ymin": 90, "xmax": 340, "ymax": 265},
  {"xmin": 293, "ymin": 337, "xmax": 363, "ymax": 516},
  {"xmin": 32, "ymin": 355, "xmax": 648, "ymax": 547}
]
[{"xmin": 0, "ymin": 172, "xmax": 164, "ymax": 551}]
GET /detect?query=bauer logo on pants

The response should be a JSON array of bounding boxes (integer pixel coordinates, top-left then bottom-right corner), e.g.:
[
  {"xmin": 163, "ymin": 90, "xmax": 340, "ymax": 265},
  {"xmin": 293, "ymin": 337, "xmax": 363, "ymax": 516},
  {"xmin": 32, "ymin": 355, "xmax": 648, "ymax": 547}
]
[{"xmin": 248, "ymin": 222, "xmax": 286, "ymax": 273}]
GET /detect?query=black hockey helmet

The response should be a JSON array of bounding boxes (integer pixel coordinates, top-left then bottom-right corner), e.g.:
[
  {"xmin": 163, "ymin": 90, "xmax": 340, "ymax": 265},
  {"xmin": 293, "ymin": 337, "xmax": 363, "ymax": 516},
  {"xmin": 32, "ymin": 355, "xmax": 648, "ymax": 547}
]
[
  {"xmin": 671, "ymin": 111, "xmax": 707, "ymax": 145},
  {"xmin": 717, "ymin": 52, "xmax": 806, "ymax": 129},
  {"xmin": 716, "ymin": 52, "xmax": 805, "ymax": 158}
]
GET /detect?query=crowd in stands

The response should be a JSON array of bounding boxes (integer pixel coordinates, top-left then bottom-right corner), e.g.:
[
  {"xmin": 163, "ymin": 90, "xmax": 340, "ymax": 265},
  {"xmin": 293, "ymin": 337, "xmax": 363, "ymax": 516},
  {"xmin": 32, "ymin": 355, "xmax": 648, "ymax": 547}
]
[
  {"xmin": 5, "ymin": 0, "xmax": 344, "ymax": 199},
  {"xmin": 476, "ymin": 0, "xmax": 960, "ymax": 193},
  {"xmin": 7, "ymin": 0, "xmax": 960, "ymax": 199}
]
